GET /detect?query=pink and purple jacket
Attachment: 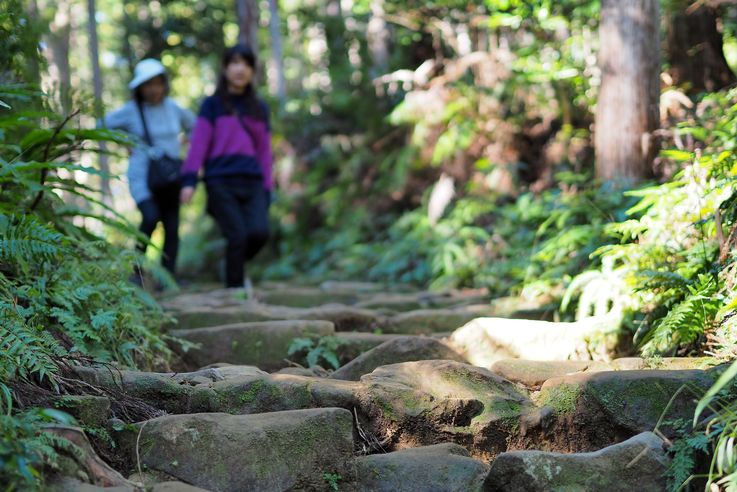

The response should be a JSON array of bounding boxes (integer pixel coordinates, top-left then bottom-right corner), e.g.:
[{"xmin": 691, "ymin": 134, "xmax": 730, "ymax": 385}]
[{"xmin": 181, "ymin": 94, "xmax": 273, "ymax": 189}]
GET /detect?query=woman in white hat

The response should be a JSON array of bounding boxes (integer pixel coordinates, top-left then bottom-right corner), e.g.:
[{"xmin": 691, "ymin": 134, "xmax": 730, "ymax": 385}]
[{"xmin": 102, "ymin": 58, "xmax": 195, "ymax": 277}]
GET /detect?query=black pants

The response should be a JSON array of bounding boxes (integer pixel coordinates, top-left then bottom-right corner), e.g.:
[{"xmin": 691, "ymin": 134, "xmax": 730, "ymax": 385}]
[
  {"xmin": 206, "ymin": 178, "xmax": 269, "ymax": 288},
  {"xmin": 137, "ymin": 184, "xmax": 180, "ymax": 274}
]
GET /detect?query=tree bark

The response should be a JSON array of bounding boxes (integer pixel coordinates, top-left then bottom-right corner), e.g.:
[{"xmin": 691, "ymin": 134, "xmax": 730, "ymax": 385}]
[
  {"xmin": 268, "ymin": 0, "xmax": 286, "ymax": 108},
  {"xmin": 666, "ymin": 4, "xmax": 736, "ymax": 94},
  {"xmin": 87, "ymin": 0, "xmax": 112, "ymax": 203},
  {"xmin": 236, "ymin": 0, "xmax": 259, "ymax": 52},
  {"xmin": 45, "ymin": 0, "xmax": 73, "ymax": 112},
  {"xmin": 595, "ymin": 0, "xmax": 660, "ymax": 185}
]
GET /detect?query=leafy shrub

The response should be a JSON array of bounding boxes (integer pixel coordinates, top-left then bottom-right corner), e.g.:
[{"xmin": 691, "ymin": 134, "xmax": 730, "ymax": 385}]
[{"xmin": 0, "ymin": 84, "xmax": 173, "ymax": 489}]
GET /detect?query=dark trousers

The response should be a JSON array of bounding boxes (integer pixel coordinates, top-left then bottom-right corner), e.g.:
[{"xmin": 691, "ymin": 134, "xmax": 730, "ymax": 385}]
[
  {"xmin": 137, "ymin": 184, "xmax": 180, "ymax": 274},
  {"xmin": 206, "ymin": 178, "xmax": 269, "ymax": 288}
]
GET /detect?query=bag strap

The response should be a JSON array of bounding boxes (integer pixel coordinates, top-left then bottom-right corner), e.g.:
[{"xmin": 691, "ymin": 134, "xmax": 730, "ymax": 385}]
[
  {"xmin": 232, "ymin": 105, "xmax": 258, "ymax": 145},
  {"xmin": 136, "ymin": 101, "xmax": 154, "ymax": 147}
]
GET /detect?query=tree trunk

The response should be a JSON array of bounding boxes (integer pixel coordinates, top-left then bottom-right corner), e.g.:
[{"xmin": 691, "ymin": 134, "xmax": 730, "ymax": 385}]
[
  {"xmin": 666, "ymin": 4, "xmax": 736, "ymax": 95},
  {"xmin": 45, "ymin": 0, "xmax": 73, "ymax": 112},
  {"xmin": 236, "ymin": 0, "xmax": 259, "ymax": 52},
  {"xmin": 87, "ymin": 0, "xmax": 112, "ymax": 203},
  {"xmin": 268, "ymin": 0, "xmax": 286, "ymax": 108},
  {"xmin": 367, "ymin": 0, "xmax": 389, "ymax": 77},
  {"xmin": 595, "ymin": 0, "xmax": 660, "ymax": 185}
]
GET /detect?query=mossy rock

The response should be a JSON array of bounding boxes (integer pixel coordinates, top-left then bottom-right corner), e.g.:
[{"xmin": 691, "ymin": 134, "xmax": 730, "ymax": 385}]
[
  {"xmin": 170, "ymin": 320, "xmax": 335, "ymax": 371},
  {"xmin": 484, "ymin": 432, "xmax": 670, "ymax": 491},
  {"xmin": 72, "ymin": 367, "xmax": 196, "ymax": 414},
  {"xmin": 53, "ymin": 395, "xmax": 111, "ymax": 428},
  {"xmin": 330, "ymin": 336, "xmax": 467, "ymax": 381},
  {"xmin": 192, "ymin": 374, "xmax": 360, "ymax": 414},
  {"xmin": 531, "ymin": 369, "xmax": 718, "ymax": 452},
  {"xmin": 135, "ymin": 408, "xmax": 355, "ymax": 492},
  {"xmin": 355, "ymin": 443, "xmax": 488, "ymax": 492},
  {"xmin": 357, "ymin": 360, "xmax": 533, "ymax": 460}
]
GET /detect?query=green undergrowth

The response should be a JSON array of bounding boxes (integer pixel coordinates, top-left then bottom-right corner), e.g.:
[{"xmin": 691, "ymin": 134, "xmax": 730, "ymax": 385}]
[{"xmin": 0, "ymin": 83, "xmax": 174, "ymax": 489}]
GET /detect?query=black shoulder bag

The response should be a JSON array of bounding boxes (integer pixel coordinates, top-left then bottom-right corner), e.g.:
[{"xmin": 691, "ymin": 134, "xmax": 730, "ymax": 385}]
[{"xmin": 137, "ymin": 102, "xmax": 182, "ymax": 191}]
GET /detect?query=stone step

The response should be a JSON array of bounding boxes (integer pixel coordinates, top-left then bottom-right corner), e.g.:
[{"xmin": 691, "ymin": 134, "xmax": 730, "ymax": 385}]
[
  {"xmin": 516, "ymin": 368, "xmax": 720, "ymax": 453},
  {"xmin": 356, "ymin": 443, "xmax": 488, "ymax": 492},
  {"xmin": 170, "ymin": 320, "xmax": 334, "ymax": 371},
  {"xmin": 356, "ymin": 359, "xmax": 533, "ymax": 461},
  {"xmin": 485, "ymin": 432, "xmax": 670, "ymax": 491},
  {"xmin": 330, "ymin": 336, "xmax": 467, "ymax": 381},
  {"xmin": 168, "ymin": 303, "xmax": 382, "ymax": 332},
  {"xmin": 490, "ymin": 357, "xmax": 719, "ymax": 390},
  {"xmin": 127, "ymin": 408, "xmax": 354, "ymax": 492}
]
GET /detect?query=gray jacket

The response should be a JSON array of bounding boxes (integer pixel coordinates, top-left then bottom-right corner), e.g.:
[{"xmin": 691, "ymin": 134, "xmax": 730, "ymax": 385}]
[{"xmin": 103, "ymin": 97, "xmax": 195, "ymax": 204}]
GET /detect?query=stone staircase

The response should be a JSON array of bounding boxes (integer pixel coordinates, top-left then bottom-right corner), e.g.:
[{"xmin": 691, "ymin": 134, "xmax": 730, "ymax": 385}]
[{"xmin": 51, "ymin": 281, "xmax": 721, "ymax": 491}]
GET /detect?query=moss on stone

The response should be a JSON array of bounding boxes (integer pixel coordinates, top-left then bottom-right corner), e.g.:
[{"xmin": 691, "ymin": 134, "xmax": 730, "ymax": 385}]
[{"xmin": 537, "ymin": 383, "xmax": 582, "ymax": 416}]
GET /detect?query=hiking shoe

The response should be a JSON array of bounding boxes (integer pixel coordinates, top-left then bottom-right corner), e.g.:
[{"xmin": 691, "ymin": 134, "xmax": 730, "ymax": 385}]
[{"xmin": 243, "ymin": 277, "xmax": 254, "ymax": 299}]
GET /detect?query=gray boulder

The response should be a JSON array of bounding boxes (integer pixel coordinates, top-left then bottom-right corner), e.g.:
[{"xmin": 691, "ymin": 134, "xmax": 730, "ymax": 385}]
[
  {"xmin": 134, "ymin": 408, "xmax": 355, "ymax": 492},
  {"xmin": 356, "ymin": 443, "xmax": 489, "ymax": 492},
  {"xmin": 357, "ymin": 360, "xmax": 533, "ymax": 460},
  {"xmin": 484, "ymin": 432, "xmax": 669, "ymax": 491}
]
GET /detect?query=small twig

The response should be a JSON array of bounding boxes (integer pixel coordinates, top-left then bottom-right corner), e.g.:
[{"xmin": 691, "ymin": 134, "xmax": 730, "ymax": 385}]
[
  {"xmin": 625, "ymin": 444, "xmax": 652, "ymax": 468},
  {"xmin": 135, "ymin": 419, "xmax": 150, "ymax": 479},
  {"xmin": 29, "ymin": 109, "xmax": 81, "ymax": 211}
]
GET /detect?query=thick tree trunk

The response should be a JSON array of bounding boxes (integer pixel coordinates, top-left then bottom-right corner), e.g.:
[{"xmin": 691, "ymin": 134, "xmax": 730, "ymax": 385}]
[
  {"xmin": 666, "ymin": 4, "xmax": 736, "ymax": 94},
  {"xmin": 236, "ymin": 0, "xmax": 259, "ymax": 52},
  {"xmin": 595, "ymin": 0, "xmax": 660, "ymax": 185},
  {"xmin": 87, "ymin": 0, "xmax": 112, "ymax": 203},
  {"xmin": 268, "ymin": 0, "xmax": 286, "ymax": 108}
]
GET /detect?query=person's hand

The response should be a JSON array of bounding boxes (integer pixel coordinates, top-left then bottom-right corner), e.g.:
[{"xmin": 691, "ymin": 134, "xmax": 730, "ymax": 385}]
[{"xmin": 180, "ymin": 186, "xmax": 195, "ymax": 204}]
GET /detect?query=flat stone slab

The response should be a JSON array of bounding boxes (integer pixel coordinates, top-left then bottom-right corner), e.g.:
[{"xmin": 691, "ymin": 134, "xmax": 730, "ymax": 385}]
[
  {"xmin": 134, "ymin": 408, "xmax": 355, "ymax": 492},
  {"xmin": 485, "ymin": 432, "xmax": 670, "ymax": 491},
  {"xmin": 192, "ymin": 374, "xmax": 360, "ymax": 414},
  {"xmin": 489, "ymin": 358, "xmax": 721, "ymax": 390},
  {"xmin": 74, "ymin": 365, "xmax": 361, "ymax": 416},
  {"xmin": 170, "ymin": 320, "xmax": 335, "ymax": 371},
  {"xmin": 257, "ymin": 286, "xmax": 359, "ymax": 307},
  {"xmin": 170, "ymin": 304, "xmax": 383, "ymax": 332},
  {"xmin": 356, "ymin": 443, "xmax": 488, "ymax": 492},
  {"xmin": 489, "ymin": 360, "xmax": 606, "ymax": 389},
  {"xmin": 358, "ymin": 360, "xmax": 533, "ymax": 460},
  {"xmin": 355, "ymin": 291, "xmax": 490, "ymax": 313},
  {"xmin": 608, "ymin": 356, "xmax": 719, "ymax": 371},
  {"xmin": 382, "ymin": 308, "xmax": 492, "ymax": 335},
  {"xmin": 330, "ymin": 336, "xmax": 467, "ymax": 381},
  {"xmin": 448, "ymin": 316, "xmax": 622, "ymax": 366}
]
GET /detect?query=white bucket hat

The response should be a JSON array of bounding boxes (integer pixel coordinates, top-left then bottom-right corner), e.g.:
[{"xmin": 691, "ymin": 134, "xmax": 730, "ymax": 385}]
[{"xmin": 128, "ymin": 58, "xmax": 166, "ymax": 90}]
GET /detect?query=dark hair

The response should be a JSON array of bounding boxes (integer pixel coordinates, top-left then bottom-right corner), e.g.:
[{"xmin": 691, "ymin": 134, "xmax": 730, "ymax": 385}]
[
  {"xmin": 133, "ymin": 74, "xmax": 169, "ymax": 103},
  {"xmin": 215, "ymin": 43, "xmax": 264, "ymax": 118}
]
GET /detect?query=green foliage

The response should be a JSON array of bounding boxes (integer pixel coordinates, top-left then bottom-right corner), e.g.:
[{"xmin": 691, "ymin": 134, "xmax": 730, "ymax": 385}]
[
  {"xmin": 667, "ymin": 362, "xmax": 737, "ymax": 491},
  {"xmin": 665, "ymin": 418, "xmax": 710, "ymax": 491},
  {"xmin": 0, "ymin": 404, "xmax": 79, "ymax": 491},
  {"xmin": 0, "ymin": 81, "xmax": 172, "ymax": 489},
  {"xmin": 287, "ymin": 336, "xmax": 344, "ymax": 370},
  {"xmin": 323, "ymin": 471, "xmax": 342, "ymax": 491}
]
